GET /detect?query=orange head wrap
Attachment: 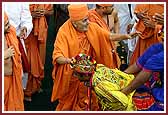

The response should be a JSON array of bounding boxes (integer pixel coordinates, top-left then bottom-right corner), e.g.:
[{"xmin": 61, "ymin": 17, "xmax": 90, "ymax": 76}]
[
  {"xmin": 97, "ymin": 4, "xmax": 113, "ymax": 7},
  {"xmin": 68, "ymin": 4, "xmax": 88, "ymax": 21},
  {"xmin": 4, "ymin": 12, "xmax": 8, "ymax": 23}
]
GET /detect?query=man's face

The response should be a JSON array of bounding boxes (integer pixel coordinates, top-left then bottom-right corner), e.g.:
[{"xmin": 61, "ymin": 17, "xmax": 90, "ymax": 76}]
[
  {"xmin": 4, "ymin": 19, "xmax": 10, "ymax": 34},
  {"xmin": 73, "ymin": 16, "xmax": 89, "ymax": 32},
  {"xmin": 103, "ymin": 5, "xmax": 114, "ymax": 15}
]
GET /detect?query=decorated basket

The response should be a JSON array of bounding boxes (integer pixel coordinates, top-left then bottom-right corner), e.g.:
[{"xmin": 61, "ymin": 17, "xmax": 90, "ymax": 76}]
[{"xmin": 70, "ymin": 53, "xmax": 96, "ymax": 81}]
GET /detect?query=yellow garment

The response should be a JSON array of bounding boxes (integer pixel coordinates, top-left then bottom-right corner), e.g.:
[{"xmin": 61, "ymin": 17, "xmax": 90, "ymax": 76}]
[{"xmin": 92, "ymin": 64, "xmax": 136, "ymax": 111}]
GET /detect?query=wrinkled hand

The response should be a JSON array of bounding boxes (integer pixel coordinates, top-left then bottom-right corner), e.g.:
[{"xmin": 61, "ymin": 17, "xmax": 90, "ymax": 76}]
[
  {"xmin": 66, "ymin": 58, "xmax": 72, "ymax": 64},
  {"xmin": 153, "ymin": 13, "xmax": 164, "ymax": 25},
  {"xmin": 32, "ymin": 9, "xmax": 45, "ymax": 18},
  {"xmin": 19, "ymin": 27, "xmax": 27, "ymax": 39},
  {"xmin": 4, "ymin": 46, "xmax": 15, "ymax": 59}
]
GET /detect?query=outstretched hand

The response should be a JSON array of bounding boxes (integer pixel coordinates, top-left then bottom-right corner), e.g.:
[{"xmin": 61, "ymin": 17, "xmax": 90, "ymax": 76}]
[{"xmin": 128, "ymin": 31, "xmax": 142, "ymax": 39}]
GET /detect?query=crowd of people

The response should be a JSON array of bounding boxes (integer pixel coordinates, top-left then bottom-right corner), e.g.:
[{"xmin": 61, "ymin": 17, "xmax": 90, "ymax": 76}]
[{"xmin": 3, "ymin": 3, "xmax": 164, "ymax": 111}]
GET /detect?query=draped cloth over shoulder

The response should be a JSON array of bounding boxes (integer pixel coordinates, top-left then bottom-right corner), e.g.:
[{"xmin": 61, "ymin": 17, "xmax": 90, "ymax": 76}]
[
  {"xmin": 4, "ymin": 12, "xmax": 24, "ymax": 111},
  {"xmin": 88, "ymin": 9, "xmax": 110, "ymax": 31},
  {"xmin": 29, "ymin": 4, "xmax": 49, "ymax": 43},
  {"xmin": 88, "ymin": 8, "xmax": 121, "ymax": 68},
  {"xmin": 51, "ymin": 17, "xmax": 116, "ymax": 110}
]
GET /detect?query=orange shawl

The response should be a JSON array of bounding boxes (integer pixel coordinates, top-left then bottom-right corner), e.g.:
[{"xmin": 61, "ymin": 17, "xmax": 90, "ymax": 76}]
[
  {"xmin": 88, "ymin": 9, "xmax": 110, "ymax": 31},
  {"xmin": 24, "ymin": 32, "xmax": 44, "ymax": 97},
  {"xmin": 130, "ymin": 4, "xmax": 164, "ymax": 65},
  {"xmin": 24, "ymin": 4, "xmax": 52, "ymax": 97},
  {"xmin": 51, "ymin": 20, "xmax": 116, "ymax": 110},
  {"xmin": 4, "ymin": 26, "xmax": 24, "ymax": 111},
  {"xmin": 134, "ymin": 4, "xmax": 164, "ymax": 40},
  {"xmin": 88, "ymin": 9, "xmax": 121, "ymax": 67}
]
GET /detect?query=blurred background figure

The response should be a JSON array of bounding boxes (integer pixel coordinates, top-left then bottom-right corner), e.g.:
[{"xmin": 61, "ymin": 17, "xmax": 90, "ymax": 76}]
[{"xmin": 114, "ymin": 4, "xmax": 136, "ymax": 69}]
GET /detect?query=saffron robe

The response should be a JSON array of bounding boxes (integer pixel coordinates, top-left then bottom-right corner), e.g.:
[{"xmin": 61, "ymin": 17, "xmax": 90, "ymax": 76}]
[
  {"xmin": 24, "ymin": 4, "xmax": 52, "ymax": 97},
  {"xmin": 4, "ymin": 26, "xmax": 24, "ymax": 111},
  {"xmin": 129, "ymin": 4, "xmax": 164, "ymax": 65},
  {"xmin": 88, "ymin": 9, "xmax": 121, "ymax": 68},
  {"xmin": 51, "ymin": 20, "xmax": 116, "ymax": 110}
]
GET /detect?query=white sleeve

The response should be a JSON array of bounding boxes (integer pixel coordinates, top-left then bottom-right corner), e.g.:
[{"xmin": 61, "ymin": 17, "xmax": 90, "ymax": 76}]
[
  {"xmin": 130, "ymin": 4, "xmax": 138, "ymax": 24},
  {"xmin": 20, "ymin": 4, "xmax": 33, "ymax": 38}
]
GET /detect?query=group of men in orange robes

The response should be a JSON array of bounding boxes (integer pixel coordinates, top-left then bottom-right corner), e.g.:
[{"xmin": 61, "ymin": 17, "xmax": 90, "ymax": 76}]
[
  {"xmin": 3, "ymin": 4, "xmax": 53, "ymax": 110},
  {"xmin": 3, "ymin": 3, "xmax": 164, "ymax": 111}
]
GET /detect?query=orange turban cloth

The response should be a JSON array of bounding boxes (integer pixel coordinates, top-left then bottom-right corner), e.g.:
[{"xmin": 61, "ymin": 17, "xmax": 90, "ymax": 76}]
[
  {"xmin": 4, "ymin": 12, "xmax": 8, "ymax": 22},
  {"xmin": 68, "ymin": 4, "xmax": 88, "ymax": 21},
  {"xmin": 98, "ymin": 4, "xmax": 113, "ymax": 7}
]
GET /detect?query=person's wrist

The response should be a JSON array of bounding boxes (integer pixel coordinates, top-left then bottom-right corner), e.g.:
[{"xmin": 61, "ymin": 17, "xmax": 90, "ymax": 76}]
[{"xmin": 65, "ymin": 58, "xmax": 71, "ymax": 64}]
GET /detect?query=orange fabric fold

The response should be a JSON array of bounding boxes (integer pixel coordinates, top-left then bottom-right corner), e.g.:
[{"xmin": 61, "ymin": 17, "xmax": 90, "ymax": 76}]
[
  {"xmin": 51, "ymin": 20, "xmax": 116, "ymax": 110},
  {"xmin": 130, "ymin": 4, "xmax": 164, "ymax": 65},
  {"xmin": 24, "ymin": 32, "xmax": 44, "ymax": 97},
  {"xmin": 30, "ymin": 4, "xmax": 48, "ymax": 43},
  {"xmin": 88, "ymin": 9, "xmax": 121, "ymax": 68},
  {"xmin": 24, "ymin": 4, "xmax": 52, "ymax": 97},
  {"xmin": 88, "ymin": 9, "xmax": 110, "ymax": 31},
  {"xmin": 5, "ymin": 25, "xmax": 24, "ymax": 111}
]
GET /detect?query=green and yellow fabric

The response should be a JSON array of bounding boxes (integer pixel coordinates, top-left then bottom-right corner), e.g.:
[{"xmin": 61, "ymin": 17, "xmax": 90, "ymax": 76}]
[{"xmin": 92, "ymin": 64, "xmax": 136, "ymax": 111}]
